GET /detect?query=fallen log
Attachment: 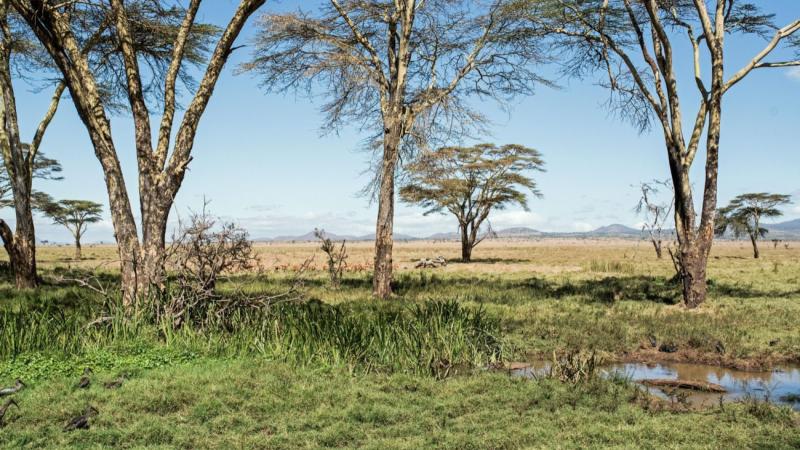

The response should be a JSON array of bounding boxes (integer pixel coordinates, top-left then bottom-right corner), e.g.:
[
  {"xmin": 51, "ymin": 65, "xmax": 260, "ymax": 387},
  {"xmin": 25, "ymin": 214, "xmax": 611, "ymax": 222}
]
[{"xmin": 641, "ymin": 379, "xmax": 726, "ymax": 393}]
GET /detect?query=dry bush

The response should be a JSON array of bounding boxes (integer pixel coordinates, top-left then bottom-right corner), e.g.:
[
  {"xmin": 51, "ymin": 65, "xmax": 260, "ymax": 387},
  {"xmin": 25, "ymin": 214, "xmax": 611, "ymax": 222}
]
[
  {"xmin": 162, "ymin": 205, "xmax": 306, "ymax": 328},
  {"xmin": 314, "ymin": 228, "xmax": 347, "ymax": 288}
]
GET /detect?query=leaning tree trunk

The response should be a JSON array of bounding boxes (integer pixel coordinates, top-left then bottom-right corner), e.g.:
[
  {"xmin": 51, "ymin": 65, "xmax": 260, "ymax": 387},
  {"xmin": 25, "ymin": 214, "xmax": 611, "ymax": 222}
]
[
  {"xmin": 373, "ymin": 126, "xmax": 401, "ymax": 299},
  {"xmin": 750, "ymin": 235, "xmax": 760, "ymax": 259},
  {"xmin": 651, "ymin": 239, "xmax": 663, "ymax": 259}
]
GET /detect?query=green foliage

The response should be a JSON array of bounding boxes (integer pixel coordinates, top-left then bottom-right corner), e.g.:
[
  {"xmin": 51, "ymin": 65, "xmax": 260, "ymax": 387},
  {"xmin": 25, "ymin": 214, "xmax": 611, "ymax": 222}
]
[
  {"xmin": 0, "ymin": 149, "xmax": 62, "ymax": 210},
  {"xmin": 401, "ymin": 143, "xmax": 545, "ymax": 259},
  {"xmin": 716, "ymin": 193, "xmax": 792, "ymax": 239},
  {"xmin": 401, "ymin": 143, "xmax": 545, "ymax": 216},
  {"xmin": 41, "ymin": 199, "xmax": 103, "ymax": 244}
]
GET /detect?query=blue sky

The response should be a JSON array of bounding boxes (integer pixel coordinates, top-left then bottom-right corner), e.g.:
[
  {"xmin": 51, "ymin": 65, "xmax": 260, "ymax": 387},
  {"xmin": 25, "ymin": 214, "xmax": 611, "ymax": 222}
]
[{"xmin": 10, "ymin": 0, "xmax": 800, "ymax": 243}]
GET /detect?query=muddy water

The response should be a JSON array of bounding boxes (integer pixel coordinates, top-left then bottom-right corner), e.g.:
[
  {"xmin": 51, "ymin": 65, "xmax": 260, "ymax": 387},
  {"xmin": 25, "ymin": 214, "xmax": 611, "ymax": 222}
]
[{"xmin": 512, "ymin": 362, "xmax": 800, "ymax": 410}]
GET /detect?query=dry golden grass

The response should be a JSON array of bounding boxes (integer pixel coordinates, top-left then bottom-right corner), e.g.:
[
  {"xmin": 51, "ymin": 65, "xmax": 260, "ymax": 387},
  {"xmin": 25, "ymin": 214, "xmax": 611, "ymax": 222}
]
[{"xmin": 25, "ymin": 238, "xmax": 800, "ymax": 285}]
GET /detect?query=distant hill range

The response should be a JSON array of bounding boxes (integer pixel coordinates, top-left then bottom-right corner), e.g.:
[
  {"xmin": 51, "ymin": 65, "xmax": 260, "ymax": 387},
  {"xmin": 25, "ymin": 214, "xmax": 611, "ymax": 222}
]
[{"xmin": 258, "ymin": 219, "xmax": 800, "ymax": 242}]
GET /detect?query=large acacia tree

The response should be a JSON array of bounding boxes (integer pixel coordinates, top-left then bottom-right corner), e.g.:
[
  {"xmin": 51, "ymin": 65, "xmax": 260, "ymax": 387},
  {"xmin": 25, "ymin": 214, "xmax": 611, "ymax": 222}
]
[
  {"xmin": 243, "ymin": 0, "xmax": 547, "ymax": 298},
  {"xmin": 12, "ymin": 0, "xmax": 266, "ymax": 308},
  {"xmin": 400, "ymin": 143, "xmax": 544, "ymax": 262},
  {"xmin": 1, "ymin": 0, "xmax": 214, "ymax": 289},
  {"xmin": 512, "ymin": 0, "xmax": 800, "ymax": 307},
  {"xmin": 715, "ymin": 193, "xmax": 792, "ymax": 259}
]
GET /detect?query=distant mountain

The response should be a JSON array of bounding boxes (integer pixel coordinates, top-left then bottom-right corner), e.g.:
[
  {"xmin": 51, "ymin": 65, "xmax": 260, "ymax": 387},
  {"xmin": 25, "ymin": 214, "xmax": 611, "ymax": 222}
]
[
  {"xmin": 763, "ymin": 219, "xmax": 800, "ymax": 239},
  {"xmin": 765, "ymin": 218, "xmax": 800, "ymax": 232},
  {"xmin": 256, "ymin": 219, "xmax": 800, "ymax": 242},
  {"xmin": 266, "ymin": 230, "xmax": 417, "ymax": 242},
  {"xmin": 495, "ymin": 227, "xmax": 545, "ymax": 238},
  {"xmin": 588, "ymin": 224, "xmax": 643, "ymax": 236}
]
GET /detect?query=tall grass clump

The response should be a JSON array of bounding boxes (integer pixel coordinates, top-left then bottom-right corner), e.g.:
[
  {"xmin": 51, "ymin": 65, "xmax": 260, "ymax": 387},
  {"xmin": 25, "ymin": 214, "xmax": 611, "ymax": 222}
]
[
  {"xmin": 586, "ymin": 260, "xmax": 636, "ymax": 274},
  {"xmin": 256, "ymin": 300, "xmax": 505, "ymax": 376},
  {"xmin": 1, "ymin": 291, "xmax": 505, "ymax": 378}
]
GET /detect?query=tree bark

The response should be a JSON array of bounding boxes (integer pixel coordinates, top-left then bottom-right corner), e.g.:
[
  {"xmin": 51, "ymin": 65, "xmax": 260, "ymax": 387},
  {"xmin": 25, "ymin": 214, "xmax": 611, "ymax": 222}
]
[
  {"xmin": 677, "ymin": 240, "xmax": 708, "ymax": 309},
  {"xmin": 460, "ymin": 224, "xmax": 472, "ymax": 262},
  {"xmin": 12, "ymin": 197, "xmax": 37, "ymax": 288},
  {"xmin": 0, "ymin": 218, "xmax": 14, "ymax": 269},
  {"xmin": 0, "ymin": 20, "xmax": 37, "ymax": 289},
  {"xmin": 750, "ymin": 235, "xmax": 759, "ymax": 259},
  {"xmin": 74, "ymin": 237, "xmax": 81, "ymax": 260},
  {"xmin": 139, "ymin": 197, "xmax": 170, "ymax": 298},
  {"xmin": 652, "ymin": 239, "xmax": 663, "ymax": 259},
  {"xmin": 373, "ymin": 128, "xmax": 400, "ymax": 299}
]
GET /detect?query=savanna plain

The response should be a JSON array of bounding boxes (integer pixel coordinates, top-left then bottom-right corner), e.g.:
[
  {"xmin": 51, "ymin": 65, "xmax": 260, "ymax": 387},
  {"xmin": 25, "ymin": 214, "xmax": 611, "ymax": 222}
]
[{"xmin": 1, "ymin": 239, "xmax": 799, "ymax": 449}]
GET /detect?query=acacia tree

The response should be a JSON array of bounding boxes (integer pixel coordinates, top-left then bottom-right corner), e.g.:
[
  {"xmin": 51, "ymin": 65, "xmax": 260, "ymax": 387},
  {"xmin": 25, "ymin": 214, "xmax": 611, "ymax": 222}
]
[
  {"xmin": 12, "ymin": 0, "xmax": 266, "ymax": 308},
  {"xmin": 401, "ymin": 143, "xmax": 544, "ymax": 262},
  {"xmin": 0, "ymin": 150, "xmax": 60, "ymax": 270},
  {"xmin": 634, "ymin": 179, "xmax": 673, "ymax": 259},
  {"xmin": 715, "ymin": 193, "xmax": 791, "ymax": 259},
  {"xmin": 243, "ymin": 0, "xmax": 547, "ymax": 298},
  {"xmin": 512, "ymin": 0, "xmax": 800, "ymax": 307},
  {"xmin": 42, "ymin": 199, "xmax": 102, "ymax": 260}
]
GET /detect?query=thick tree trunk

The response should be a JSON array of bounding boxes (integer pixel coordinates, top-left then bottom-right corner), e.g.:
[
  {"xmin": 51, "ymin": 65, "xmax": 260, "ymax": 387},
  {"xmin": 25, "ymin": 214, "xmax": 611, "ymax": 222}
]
[
  {"xmin": 460, "ymin": 225, "xmax": 472, "ymax": 262},
  {"xmin": 14, "ymin": 208, "xmax": 39, "ymax": 289},
  {"xmin": 373, "ymin": 128, "xmax": 400, "ymax": 299},
  {"xmin": 74, "ymin": 237, "xmax": 82, "ymax": 260},
  {"xmin": 677, "ymin": 240, "xmax": 709, "ymax": 309},
  {"xmin": 139, "ymin": 199, "xmax": 170, "ymax": 300}
]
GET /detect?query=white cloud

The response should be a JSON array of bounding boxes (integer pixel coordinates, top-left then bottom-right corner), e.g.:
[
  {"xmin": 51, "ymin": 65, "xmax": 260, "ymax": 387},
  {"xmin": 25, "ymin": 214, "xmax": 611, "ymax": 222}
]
[
  {"xmin": 788, "ymin": 67, "xmax": 800, "ymax": 81},
  {"xmin": 571, "ymin": 222, "xmax": 595, "ymax": 232}
]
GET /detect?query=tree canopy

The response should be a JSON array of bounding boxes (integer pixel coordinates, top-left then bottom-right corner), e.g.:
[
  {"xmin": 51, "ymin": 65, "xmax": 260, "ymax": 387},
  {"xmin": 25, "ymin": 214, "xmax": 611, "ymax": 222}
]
[
  {"xmin": 401, "ymin": 143, "xmax": 544, "ymax": 261},
  {"xmin": 715, "ymin": 192, "xmax": 792, "ymax": 258}
]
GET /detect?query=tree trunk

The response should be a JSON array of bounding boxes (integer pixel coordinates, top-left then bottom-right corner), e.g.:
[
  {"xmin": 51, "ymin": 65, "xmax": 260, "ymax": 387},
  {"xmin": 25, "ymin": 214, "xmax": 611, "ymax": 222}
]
[
  {"xmin": 460, "ymin": 225, "xmax": 472, "ymax": 262},
  {"xmin": 11, "ymin": 197, "xmax": 37, "ymax": 288},
  {"xmin": 677, "ymin": 240, "xmax": 708, "ymax": 309},
  {"xmin": 652, "ymin": 239, "xmax": 663, "ymax": 259},
  {"xmin": 74, "ymin": 237, "xmax": 82, "ymax": 260},
  {"xmin": 139, "ymin": 199, "xmax": 170, "ymax": 300},
  {"xmin": 373, "ymin": 127, "xmax": 400, "ymax": 299},
  {"xmin": 750, "ymin": 235, "xmax": 759, "ymax": 259},
  {"xmin": 0, "ymin": 218, "xmax": 14, "ymax": 271}
]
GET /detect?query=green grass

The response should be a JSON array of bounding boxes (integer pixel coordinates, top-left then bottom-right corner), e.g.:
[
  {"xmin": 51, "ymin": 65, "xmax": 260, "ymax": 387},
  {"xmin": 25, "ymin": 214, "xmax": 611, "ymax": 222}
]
[
  {"xmin": 1, "ymin": 359, "xmax": 797, "ymax": 449},
  {"xmin": 1, "ymin": 245, "xmax": 799, "ymax": 448}
]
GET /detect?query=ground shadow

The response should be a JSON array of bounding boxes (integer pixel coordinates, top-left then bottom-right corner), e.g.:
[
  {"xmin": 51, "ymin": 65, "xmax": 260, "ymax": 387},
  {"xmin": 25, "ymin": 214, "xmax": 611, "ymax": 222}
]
[{"xmin": 446, "ymin": 258, "xmax": 530, "ymax": 265}]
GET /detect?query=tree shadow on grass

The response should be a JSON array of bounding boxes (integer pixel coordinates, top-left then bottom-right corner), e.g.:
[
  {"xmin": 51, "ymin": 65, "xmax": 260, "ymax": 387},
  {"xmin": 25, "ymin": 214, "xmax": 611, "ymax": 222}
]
[
  {"xmin": 392, "ymin": 274, "xmax": 800, "ymax": 306},
  {"xmin": 446, "ymin": 258, "xmax": 530, "ymax": 264}
]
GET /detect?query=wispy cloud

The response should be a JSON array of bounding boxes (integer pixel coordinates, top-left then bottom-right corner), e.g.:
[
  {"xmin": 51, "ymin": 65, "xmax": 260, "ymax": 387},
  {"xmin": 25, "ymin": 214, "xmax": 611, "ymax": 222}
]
[{"xmin": 788, "ymin": 67, "xmax": 800, "ymax": 81}]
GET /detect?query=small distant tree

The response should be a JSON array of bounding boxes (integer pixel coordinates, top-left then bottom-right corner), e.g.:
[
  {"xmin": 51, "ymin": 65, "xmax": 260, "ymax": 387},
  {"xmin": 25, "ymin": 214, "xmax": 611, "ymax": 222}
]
[
  {"xmin": 634, "ymin": 179, "xmax": 673, "ymax": 259},
  {"xmin": 43, "ymin": 200, "xmax": 103, "ymax": 260},
  {"xmin": 401, "ymin": 144, "xmax": 544, "ymax": 262},
  {"xmin": 314, "ymin": 228, "xmax": 347, "ymax": 288},
  {"xmin": 715, "ymin": 193, "xmax": 792, "ymax": 259}
]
